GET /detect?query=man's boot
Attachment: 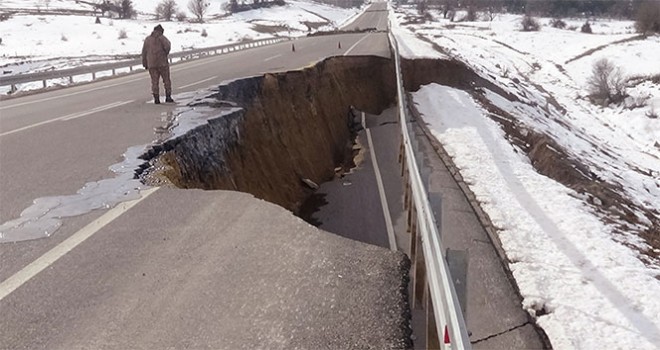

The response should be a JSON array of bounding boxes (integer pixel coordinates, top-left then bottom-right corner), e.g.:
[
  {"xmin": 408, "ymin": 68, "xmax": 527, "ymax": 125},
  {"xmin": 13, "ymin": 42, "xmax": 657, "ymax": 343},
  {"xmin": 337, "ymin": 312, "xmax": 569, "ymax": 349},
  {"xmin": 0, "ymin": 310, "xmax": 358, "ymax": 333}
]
[
  {"xmin": 153, "ymin": 94, "xmax": 161, "ymax": 104},
  {"xmin": 165, "ymin": 95, "xmax": 174, "ymax": 103}
]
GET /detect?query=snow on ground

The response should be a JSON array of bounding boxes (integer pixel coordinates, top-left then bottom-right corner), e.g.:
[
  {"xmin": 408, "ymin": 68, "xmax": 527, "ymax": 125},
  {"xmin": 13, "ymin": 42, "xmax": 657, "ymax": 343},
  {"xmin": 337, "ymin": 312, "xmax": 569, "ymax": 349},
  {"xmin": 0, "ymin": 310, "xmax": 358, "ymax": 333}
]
[
  {"xmin": 0, "ymin": 0, "xmax": 363, "ymax": 93},
  {"xmin": 391, "ymin": 5, "xmax": 660, "ymax": 349},
  {"xmin": 2, "ymin": 0, "xmax": 234, "ymax": 17}
]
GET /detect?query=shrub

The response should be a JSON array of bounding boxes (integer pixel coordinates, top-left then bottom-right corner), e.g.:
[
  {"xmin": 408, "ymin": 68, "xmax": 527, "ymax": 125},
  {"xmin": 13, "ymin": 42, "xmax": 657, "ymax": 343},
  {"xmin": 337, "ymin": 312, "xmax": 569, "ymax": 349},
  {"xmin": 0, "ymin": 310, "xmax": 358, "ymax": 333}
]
[
  {"xmin": 581, "ymin": 21, "xmax": 592, "ymax": 33},
  {"xmin": 188, "ymin": 0, "xmax": 209, "ymax": 23},
  {"xmin": 176, "ymin": 11, "xmax": 187, "ymax": 22},
  {"xmin": 646, "ymin": 108, "xmax": 658, "ymax": 119},
  {"xmin": 416, "ymin": 0, "xmax": 428, "ymax": 16},
  {"xmin": 587, "ymin": 58, "xmax": 627, "ymax": 106},
  {"xmin": 466, "ymin": 6, "xmax": 477, "ymax": 21},
  {"xmin": 447, "ymin": 10, "xmax": 456, "ymax": 22},
  {"xmin": 118, "ymin": 28, "xmax": 128, "ymax": 39},
  {"xmin": 116, "ymin": 0, "xmax": 136, "ymax": 19},
  {"xmin": 550, "ymin": 18, "xmax": 566, "ymax": 29},
  {"xmin": 156, "ymin": 0, "xmax": 177, "ymax": 21},
  {"xmin": 635, "ymin": 1, "xmax": 660, "ymax": 36},
  {"xmin": 520, "ymin": 15, "xmax": 540, "ymax": 31}
]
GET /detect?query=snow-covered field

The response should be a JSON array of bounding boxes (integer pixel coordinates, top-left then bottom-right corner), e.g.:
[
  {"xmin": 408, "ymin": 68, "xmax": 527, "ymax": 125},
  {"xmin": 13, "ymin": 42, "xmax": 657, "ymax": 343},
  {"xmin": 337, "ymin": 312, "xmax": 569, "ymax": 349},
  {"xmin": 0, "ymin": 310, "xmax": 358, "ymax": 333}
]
[
  {"xmin": 0, "ymin": 0, "xmax": 363, "ymax": 93},
  {"xmin": 391, "ymin": 5, "xmax": 660, "ymax": 349},
  {"xmin": 3, "ymin": 1, "xmax": 660, "ymax": 347}
]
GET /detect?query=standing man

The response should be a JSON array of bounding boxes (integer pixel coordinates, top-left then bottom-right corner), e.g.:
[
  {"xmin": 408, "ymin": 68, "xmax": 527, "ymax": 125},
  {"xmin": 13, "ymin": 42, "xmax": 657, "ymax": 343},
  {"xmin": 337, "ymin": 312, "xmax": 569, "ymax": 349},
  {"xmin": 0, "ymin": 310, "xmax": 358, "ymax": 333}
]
[{"xmin": 142, "ymin": 24, "xmax": 173, "ymax": 104}]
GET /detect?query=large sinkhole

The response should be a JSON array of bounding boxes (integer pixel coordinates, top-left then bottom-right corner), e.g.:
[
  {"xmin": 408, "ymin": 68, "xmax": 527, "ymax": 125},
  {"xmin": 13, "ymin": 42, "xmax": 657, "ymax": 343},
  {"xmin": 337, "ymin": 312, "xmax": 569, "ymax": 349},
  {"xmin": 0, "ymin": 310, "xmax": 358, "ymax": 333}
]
[
  {"xmin": 142, "ymin": 56, "xmax": 397, "ymax": 215},
  {"xmin": 140, "ymin": 56, "xmax": 507, "ymax": 217},
  {"xmin": 140, "ymin": 55, "xmax": 658, "ymax": 260}
]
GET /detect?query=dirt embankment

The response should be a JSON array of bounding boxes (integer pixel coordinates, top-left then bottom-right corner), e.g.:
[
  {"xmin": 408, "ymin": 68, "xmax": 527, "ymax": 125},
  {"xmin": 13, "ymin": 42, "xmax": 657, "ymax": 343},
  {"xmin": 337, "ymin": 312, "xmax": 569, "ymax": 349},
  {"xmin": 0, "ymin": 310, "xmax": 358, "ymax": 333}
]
[
  {"xmin": 144, "ymin": 56, "xmax": 396, "ymax": 213},
  {"xmin": 401, "ymin": 58, "xmax": 660, "ymax": 264}
]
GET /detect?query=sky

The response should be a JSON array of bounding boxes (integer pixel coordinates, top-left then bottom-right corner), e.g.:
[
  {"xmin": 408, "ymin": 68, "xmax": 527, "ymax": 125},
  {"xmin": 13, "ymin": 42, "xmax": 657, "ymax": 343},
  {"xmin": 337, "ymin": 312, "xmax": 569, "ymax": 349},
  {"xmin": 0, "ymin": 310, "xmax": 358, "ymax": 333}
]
[{"xmin": 391, "ymin": 6, "xmax": 660, "ymax": 349}]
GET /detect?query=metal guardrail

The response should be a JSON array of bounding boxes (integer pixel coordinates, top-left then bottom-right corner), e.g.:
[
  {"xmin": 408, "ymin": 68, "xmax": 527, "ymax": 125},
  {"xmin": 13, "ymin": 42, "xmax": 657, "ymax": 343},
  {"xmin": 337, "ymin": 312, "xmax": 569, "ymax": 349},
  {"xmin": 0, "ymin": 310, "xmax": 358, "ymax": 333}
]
[
  {"xmin": 0, "ymin": 37, "xmax": 289, "ymax": 92},
  {"xmin": 4, "ymin": 16, "xmax": 471, "ymax": 345},
  {"xmin": 388, "ymin": 31, "xmax": 472, "ymax": 350}
]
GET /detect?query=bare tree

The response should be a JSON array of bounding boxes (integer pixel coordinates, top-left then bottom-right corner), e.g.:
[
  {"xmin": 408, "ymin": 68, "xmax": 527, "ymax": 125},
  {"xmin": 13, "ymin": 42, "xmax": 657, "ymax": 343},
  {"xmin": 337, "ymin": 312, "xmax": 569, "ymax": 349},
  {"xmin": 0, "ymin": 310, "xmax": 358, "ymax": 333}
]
[
  {"xmin": 636, "ymin": 1, "xmax": 660, "ymax": 37},
  {"xmin": 483, "ymin": 0, "xmax": 503, "ymax": 21},
  {"xmin": 112, "ymin": 0, "xmax": 135, "ymax": 19},
  {"xmin": 188, "ymin": 0, "xmax": 209, "ymax": 23},
  {"xmin": 156, "ymin": 0, "xmax": 178, "ymax": 21},
  {"xmin": 520, "ymin": 14, "xmax": 540, "ymax": 31},
  {"xmin": 416, "ymin": 0, "xmax": 428, "ymax": 16},
  {"xmin": 467, "ymin": 6, "xmax": 479, "ymax": 21},
  {"xmin": 441, "ymin": 0, "xmax": 457, "ymax": 19},
  {"xmin": 587, "ymin": 58, "xmax": 627, "ymax": 105}
]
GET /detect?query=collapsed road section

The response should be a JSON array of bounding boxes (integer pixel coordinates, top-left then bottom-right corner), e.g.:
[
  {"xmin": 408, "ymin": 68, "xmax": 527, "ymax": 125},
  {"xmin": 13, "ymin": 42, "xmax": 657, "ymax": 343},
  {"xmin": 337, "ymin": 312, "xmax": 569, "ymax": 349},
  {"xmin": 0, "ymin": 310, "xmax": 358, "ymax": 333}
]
[
  {"xmin": 141, "ymin": 56, "xmax": 396, "ymax": 214},
  {"xmin": 136, "ymin": 51, "xmax": 555, "ymax": 347}
]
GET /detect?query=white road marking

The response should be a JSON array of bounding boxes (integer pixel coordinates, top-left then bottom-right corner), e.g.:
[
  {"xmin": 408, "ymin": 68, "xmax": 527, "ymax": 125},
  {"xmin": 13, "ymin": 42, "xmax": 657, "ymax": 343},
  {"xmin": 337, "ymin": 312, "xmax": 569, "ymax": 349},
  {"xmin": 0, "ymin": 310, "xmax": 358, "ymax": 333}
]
[
  {"xmin": 344, "ymin": 33, "xmax": 372, "ymax": 56},
  {"xmin": 0, "ymin": 77, "xmax": 143, "ymax": 111},
  {"xmin": 264, "ymin": 54, "xmax": 282, "ymax": 62},
  {"xmin": 178, "ymin": 75, "xmax": 219, "ymax": 89},
  {"xmin": 1, "ymin": 54, "xmax": 230, "ymax": 111},
  {"xmin": 0, "ymin": 187, "xmax": 159, "ymax": 302},
  {"xmin": 362, "ymin": 112, "xmax": 397, "ymax": 251},
  {"xmin": 61, "ymin": 100, "xmax": 133, "ymax": 121},
  {"xmin": 0, "ymin": 100, "xmax": 134, "ymax": 137},
  {"xmin": 170, "ymin": 54, "xmax": 229, "ymax": 72}
]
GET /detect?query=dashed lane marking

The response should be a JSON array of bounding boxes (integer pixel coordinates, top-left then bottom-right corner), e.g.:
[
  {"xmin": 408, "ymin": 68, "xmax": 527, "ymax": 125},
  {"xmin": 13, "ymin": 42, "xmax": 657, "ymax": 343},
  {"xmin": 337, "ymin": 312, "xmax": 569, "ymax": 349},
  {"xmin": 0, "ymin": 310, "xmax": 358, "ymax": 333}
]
[
  {"xmin": 178, "ymin": 76, "xmax": 219, "ymax": 89},
  {"xmin": 0, "ymin": 100, "xmax": 134, "ymax": 137},
  {"xmin": 264, "ymin": 54, "xmax": 283, "ymax": 62},
  {"xmin": 362, "ymin": 112, "xmax": 397, "ymax": 251},
  {"xmin": 344, "ymin": 33, "xmax": 372, "ymax": 56}
]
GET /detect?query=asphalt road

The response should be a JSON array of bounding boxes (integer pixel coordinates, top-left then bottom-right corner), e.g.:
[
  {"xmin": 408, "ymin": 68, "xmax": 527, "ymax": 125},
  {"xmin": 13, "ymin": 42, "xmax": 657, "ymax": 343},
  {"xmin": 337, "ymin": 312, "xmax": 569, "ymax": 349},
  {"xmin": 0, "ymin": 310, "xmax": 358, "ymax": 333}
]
[
  {"xmin": 0, "ymin": 1, "xmax": 547, "ymax": 348},
  {"xmin": 0, "ymin": 188, "xmax": 410, "ymax": 349},
  {"xmin": 303, "ymin": 108, "xmax": 404, "ymax": 251},
  {"xmin": 0, "ymin": 3, "xmax": 412, "ymax": 349}
]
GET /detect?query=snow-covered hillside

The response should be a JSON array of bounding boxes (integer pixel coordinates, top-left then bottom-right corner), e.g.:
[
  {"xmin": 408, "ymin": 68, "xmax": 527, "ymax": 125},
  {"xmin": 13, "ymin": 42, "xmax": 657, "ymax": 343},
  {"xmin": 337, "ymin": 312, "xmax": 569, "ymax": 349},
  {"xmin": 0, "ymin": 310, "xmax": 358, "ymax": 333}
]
[
  {"xmin": 0, "ymin": 0, "xmax": 363, "ymax": 91},
  {"xmin": 391, "ymin": 5, "xmax": 660, "ymax": 349}
]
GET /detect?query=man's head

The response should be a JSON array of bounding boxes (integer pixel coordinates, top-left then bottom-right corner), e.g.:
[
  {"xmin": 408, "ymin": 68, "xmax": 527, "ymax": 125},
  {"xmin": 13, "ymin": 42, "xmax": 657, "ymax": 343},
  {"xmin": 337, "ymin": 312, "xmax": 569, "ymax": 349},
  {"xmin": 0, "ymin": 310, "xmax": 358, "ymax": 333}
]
[{"xmin": 154, "ymin": 24, "xmax": 164, "ymax": 33}]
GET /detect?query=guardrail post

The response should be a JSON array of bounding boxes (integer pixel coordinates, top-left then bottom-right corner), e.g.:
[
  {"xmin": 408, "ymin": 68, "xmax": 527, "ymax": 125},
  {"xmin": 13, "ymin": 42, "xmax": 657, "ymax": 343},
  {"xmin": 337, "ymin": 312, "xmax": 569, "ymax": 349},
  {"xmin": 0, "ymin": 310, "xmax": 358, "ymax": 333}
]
[
  {"xmin": 427, "ymin": 294, "xmax": 441, "ymax": 350},
  {"xmin": 404, "ymin": 175, "xmax": 411, "ymax": 211},
  {"xmin": 2, "ymin": 38, "xmax": 291, "ymax": 92},
  {"xmin": 412, "ymin": 216, "xmax": 426, "ymax": 309},
  {"xmin": 69, "ymin": 76, "xmax": 73, "ymax": 84}
]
